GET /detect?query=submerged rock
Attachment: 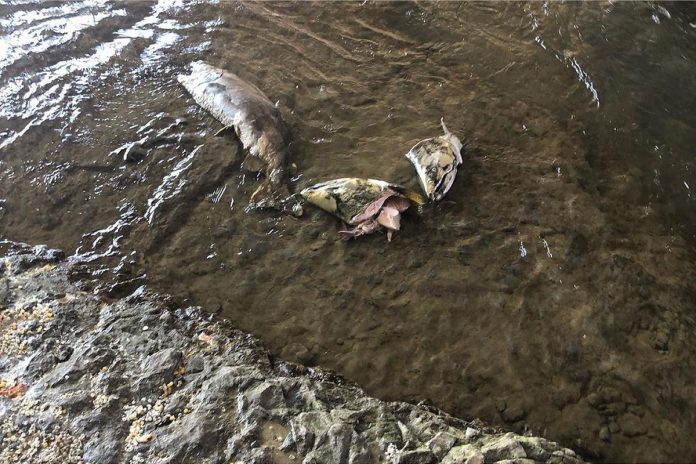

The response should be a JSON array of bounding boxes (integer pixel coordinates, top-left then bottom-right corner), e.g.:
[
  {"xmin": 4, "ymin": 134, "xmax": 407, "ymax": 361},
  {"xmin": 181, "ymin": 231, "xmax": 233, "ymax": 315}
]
[{"xmin": 0, "ymin": 245, "xmax": 584, "ymax": 463}]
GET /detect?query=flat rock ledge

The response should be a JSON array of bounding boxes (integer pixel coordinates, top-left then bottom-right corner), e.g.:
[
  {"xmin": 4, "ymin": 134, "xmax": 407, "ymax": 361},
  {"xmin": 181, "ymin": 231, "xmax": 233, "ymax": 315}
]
[{"xmin": 0, "ymin": 245, "xmax": 586, "ymax": 464}]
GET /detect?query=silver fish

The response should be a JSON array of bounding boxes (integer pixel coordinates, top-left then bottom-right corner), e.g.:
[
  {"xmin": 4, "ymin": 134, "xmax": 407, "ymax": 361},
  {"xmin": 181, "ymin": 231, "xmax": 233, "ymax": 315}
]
[
  {"xmin": 300, "ymin": 178, "xmax": 420, "ymax": 241},
  {"xmin": 405, "ymin": 118, "xmax": 463, "ymax": 201},
  {"xmin": 177, "ymin": 61, "xmax": 290, "ymax": 209}
]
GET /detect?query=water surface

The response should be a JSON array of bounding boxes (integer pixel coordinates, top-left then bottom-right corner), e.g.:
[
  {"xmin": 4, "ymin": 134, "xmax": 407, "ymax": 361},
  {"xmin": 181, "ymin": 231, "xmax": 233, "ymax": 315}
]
[{"xmin": 2, "ymin": 1, "xmax": 696, "ymax": 462}]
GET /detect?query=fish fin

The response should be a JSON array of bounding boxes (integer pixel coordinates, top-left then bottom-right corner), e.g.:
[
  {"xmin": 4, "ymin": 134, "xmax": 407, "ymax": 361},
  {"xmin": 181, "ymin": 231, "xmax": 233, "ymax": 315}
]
[
  {"xmin": 338, "ymin": 224, "xmax": 363, "ymax": 240},
  {"xmin": 440, "ymin": 117, "xmax": 450, "ymax": 136},
  {"xmin": 214, "ymin": 125, "xmax": 234, "ymax": 137}
]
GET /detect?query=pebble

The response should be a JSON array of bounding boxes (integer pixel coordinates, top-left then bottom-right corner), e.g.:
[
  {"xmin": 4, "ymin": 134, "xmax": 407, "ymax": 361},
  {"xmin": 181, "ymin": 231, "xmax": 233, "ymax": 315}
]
[
  {"xmin": 465, "ymin": 427, "xmax": 480, "ymax": 441},
  {"xmin": 135, "ymin": 433, "xmax": 153, "ymax": 443}
]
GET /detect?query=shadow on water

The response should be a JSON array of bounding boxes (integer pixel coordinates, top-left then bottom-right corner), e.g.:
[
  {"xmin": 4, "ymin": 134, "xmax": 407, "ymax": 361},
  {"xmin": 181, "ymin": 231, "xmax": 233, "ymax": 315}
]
[{"xmin": 2, "ymin": 1, "xmax": 696, "ymax": 461}]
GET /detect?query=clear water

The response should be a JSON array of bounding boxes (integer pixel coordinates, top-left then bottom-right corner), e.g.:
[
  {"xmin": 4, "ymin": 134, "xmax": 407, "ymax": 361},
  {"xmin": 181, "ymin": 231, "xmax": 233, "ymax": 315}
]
[{"xmin": 2, "ymin": 2, "xmax": 696, "ymax": 461}]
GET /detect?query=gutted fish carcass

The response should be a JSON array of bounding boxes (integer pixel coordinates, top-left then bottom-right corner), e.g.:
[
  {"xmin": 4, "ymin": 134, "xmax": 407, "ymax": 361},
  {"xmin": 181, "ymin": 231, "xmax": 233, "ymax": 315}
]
[
  {"xmin": 300, "ymin": 178, "xmax": 416, "ymax": 241},
  {"xmin": 177, "ymin": 61, "xmax": 291, "ymax": 210}
]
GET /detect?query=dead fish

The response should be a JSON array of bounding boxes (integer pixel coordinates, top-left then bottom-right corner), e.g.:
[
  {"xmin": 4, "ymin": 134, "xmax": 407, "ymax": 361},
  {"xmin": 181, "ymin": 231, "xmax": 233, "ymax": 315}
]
[
  {"xmin": 177, "ymin": 61, "xmax": 292, "ymax": 211},
  {"xmin": 300, "ymin": 178, "xmax": 421, "ymax": 241},
  {"xmin": 405, "ymin": 118, "xmax": 463, "ymax": 201}
]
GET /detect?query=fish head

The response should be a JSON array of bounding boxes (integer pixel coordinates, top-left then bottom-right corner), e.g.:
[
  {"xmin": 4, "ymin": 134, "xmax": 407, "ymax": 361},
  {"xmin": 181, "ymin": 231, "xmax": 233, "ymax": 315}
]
[
  {"xmin": 406, "ymin": 137, "xmax": 461, "ymax": 201},
  {"xmin": 432, "ymin": 164, "xmax": 458, "ymax": 201},
  {"xmin": 300, "ymin": 181, "xmax": 340, "ymax": 217},
  {"xmin": 444, "ymin": 132, "xmax": 463, "ymax": 163}
]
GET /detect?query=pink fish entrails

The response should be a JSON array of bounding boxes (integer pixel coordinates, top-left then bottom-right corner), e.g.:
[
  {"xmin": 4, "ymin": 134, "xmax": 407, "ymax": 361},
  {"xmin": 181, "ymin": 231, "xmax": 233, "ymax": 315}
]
[{"xmin": 339, "ymin": 191, "xmax": 411, "ymax": 241}]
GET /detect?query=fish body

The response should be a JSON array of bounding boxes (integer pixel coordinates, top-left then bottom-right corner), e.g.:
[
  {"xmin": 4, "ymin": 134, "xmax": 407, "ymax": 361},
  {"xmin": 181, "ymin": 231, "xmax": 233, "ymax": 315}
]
[
  {"xmin": 177, "ymin": 61, "xmax": 290, "ymax": 208},
  {"xmin": 300, "ymin": 178, "xmax": 414, "ymax": 241},
  {"xmin": 405, "ymin": 118, "xmax": 463, "ymax": 201}
]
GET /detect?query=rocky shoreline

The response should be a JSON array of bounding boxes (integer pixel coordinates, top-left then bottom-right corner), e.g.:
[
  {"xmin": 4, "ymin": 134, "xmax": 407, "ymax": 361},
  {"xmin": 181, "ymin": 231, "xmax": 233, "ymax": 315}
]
[{"xmin": 0, "ymin": 244, "xmax": 585, "ymax": 464}]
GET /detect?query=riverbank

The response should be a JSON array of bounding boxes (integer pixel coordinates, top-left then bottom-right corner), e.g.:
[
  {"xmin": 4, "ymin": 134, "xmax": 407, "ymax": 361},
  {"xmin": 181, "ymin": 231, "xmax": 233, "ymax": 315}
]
[{"xmin": 0, "ymin": 242, "xmax": 584, "ymax": 464}]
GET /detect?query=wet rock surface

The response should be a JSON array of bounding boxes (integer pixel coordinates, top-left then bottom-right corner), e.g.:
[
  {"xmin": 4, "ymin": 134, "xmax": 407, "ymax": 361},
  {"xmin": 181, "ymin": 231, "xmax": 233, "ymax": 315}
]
[{"xmin": 0, "ymin": 246, "xmax": 584, "ymax": 464}]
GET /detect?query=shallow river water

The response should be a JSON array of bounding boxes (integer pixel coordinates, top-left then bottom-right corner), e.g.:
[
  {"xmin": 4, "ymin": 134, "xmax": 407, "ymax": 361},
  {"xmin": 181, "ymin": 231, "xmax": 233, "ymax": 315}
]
[{"xmin": 2, "ymin": 1, "xmax": 696, "ymax": 462}]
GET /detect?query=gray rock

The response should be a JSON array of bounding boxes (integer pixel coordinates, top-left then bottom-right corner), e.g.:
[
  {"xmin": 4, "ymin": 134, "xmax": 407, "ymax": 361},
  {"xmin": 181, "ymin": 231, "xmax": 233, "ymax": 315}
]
[
  {"xmin": 242, "ymin": 382, "xmax": 286, "ymax": 411},
  {"xmin": 398, "ymin": 449, "xmax": 437, "ymax": 464},
  {"xmin": 480, "ymin": 434, "xmax": 527, "ymax": 462},
  {"xmin": 0, "ymin": 250, "xmax": 586, "ymax": 464},
  {"xmin": 494, "ymin": 459, "xmax": 537, "ymax": 464},
  {"xmin": 618, "ymin": 412, "xmax": 647, "ymax": 437},
  {"xmin": 443, "ymin": 444, "xmax": 481, "ymax": 464},
  {"xmin": 500, "ymin": 403, "xmax": 527, "ymax": 423},
  {"xmin": 83, "ymin": 432, "xmax": 122, "ymax": 464},
  {"xmin": 136, "ymin": 347, "xmax": 182, "ymax": 393},
  {"xmin": 56, "ymin": 345, "xmax": 74, "ymax": 362},
  {"xmin": 185, "ymin": 355, "xmax": 205, "ymax": 374},
  {"xmin": 517, "ymin": 436, "xmax": 552, "ymax": 461},
  {"xmin": 465, "ymin": 427, "xmax": 480, "ymax": 442},
  {"xmin": 427, "ymin": 431, "xmax": 458, "ymax": 458}
]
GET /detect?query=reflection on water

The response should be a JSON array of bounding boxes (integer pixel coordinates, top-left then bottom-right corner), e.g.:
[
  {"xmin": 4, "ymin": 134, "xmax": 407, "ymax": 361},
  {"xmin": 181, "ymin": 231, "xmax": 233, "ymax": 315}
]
[{"xmin": 2, "ymin": 1, "xmax": 696, "ymax": 462}]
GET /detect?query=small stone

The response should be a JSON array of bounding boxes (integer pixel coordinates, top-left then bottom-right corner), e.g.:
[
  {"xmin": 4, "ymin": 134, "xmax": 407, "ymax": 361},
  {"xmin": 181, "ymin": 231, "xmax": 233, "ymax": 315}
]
[
  {"xmin": 599, "ymin": 426, "xmax": 610, "ymax": 442},
  {"xmin": 516, "ymin": 437, "xmax": 550, "ymax": 461},
  {"xmin": 135, "ymin": 433, "xmax": 153, "ymax": 443},
  {"xmin": 442, "ymin": 445, "xmax": 483, "ymax": 464},
  {"xmin": 280, "ymin": 432, "xmax": 295, "ymax": 451},
  {"xmin": 281, "ymin": 342, "xmax": 313, "ymax": 365},
  {"xmin": 185, "ymin": 356, "xmax": 204, "ymax": 374},
  {"xmin": 494, "ymin": 459, "xmax": 536, "ymax": 464},
  {"xmin": 618, "ymin": 413, "xmax": 647, "ymax": 437},
  {"xmin": 427, "ymin": 432, "xmax": 457, "ymax": 459},
  {"xmin": 501, "ymin": 404, "xmax": 526, "ymax": 423},
  {"xmin": 480, "ymin": 435, "xmax": 527, "ymax": 462},
  {"xmin": 397, "ymin": 449, "xmax": 437, "ymax": 464},
  {"xmin": 142, "ymin": 326, "xmax": 149, "ymax": 331},
  {"xmin": 55, "ymin": 346, "xmax": 73, "ymax": 362},
  {"xmin": 465, "ymin": 427, "xmax": 479, "ymax": 441},
  {"xmin": 608, "ymin": 420, "xmax": 620, "ymax": 433}
]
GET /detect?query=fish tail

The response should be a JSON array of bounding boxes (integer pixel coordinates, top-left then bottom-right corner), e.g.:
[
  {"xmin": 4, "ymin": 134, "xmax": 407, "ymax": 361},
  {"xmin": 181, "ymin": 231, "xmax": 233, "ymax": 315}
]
[
  {"xmin": 249, "ymin": 180, "xmax": 302, "ymax": 216},
  {"xmin": 249, "ymin": 179, "xmax": 281, "ymax": 209},
  {"xmin": 440, "ymin": 117, "xmax": 450, "ymax": 136}
]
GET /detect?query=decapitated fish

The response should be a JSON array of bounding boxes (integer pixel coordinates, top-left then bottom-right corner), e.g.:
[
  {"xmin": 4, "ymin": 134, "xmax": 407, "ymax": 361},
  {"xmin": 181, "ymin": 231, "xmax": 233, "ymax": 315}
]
[
  {"xmin": 405, "ymin": 118, "xmax": 463, "ymax": 201},
  {"xmin": 300, "ymin": 178, "xmax": 422, "ymax": 241},
  {"xmin": 177, "ymin": 61, "xmax": 293, "ymax": 210}
]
